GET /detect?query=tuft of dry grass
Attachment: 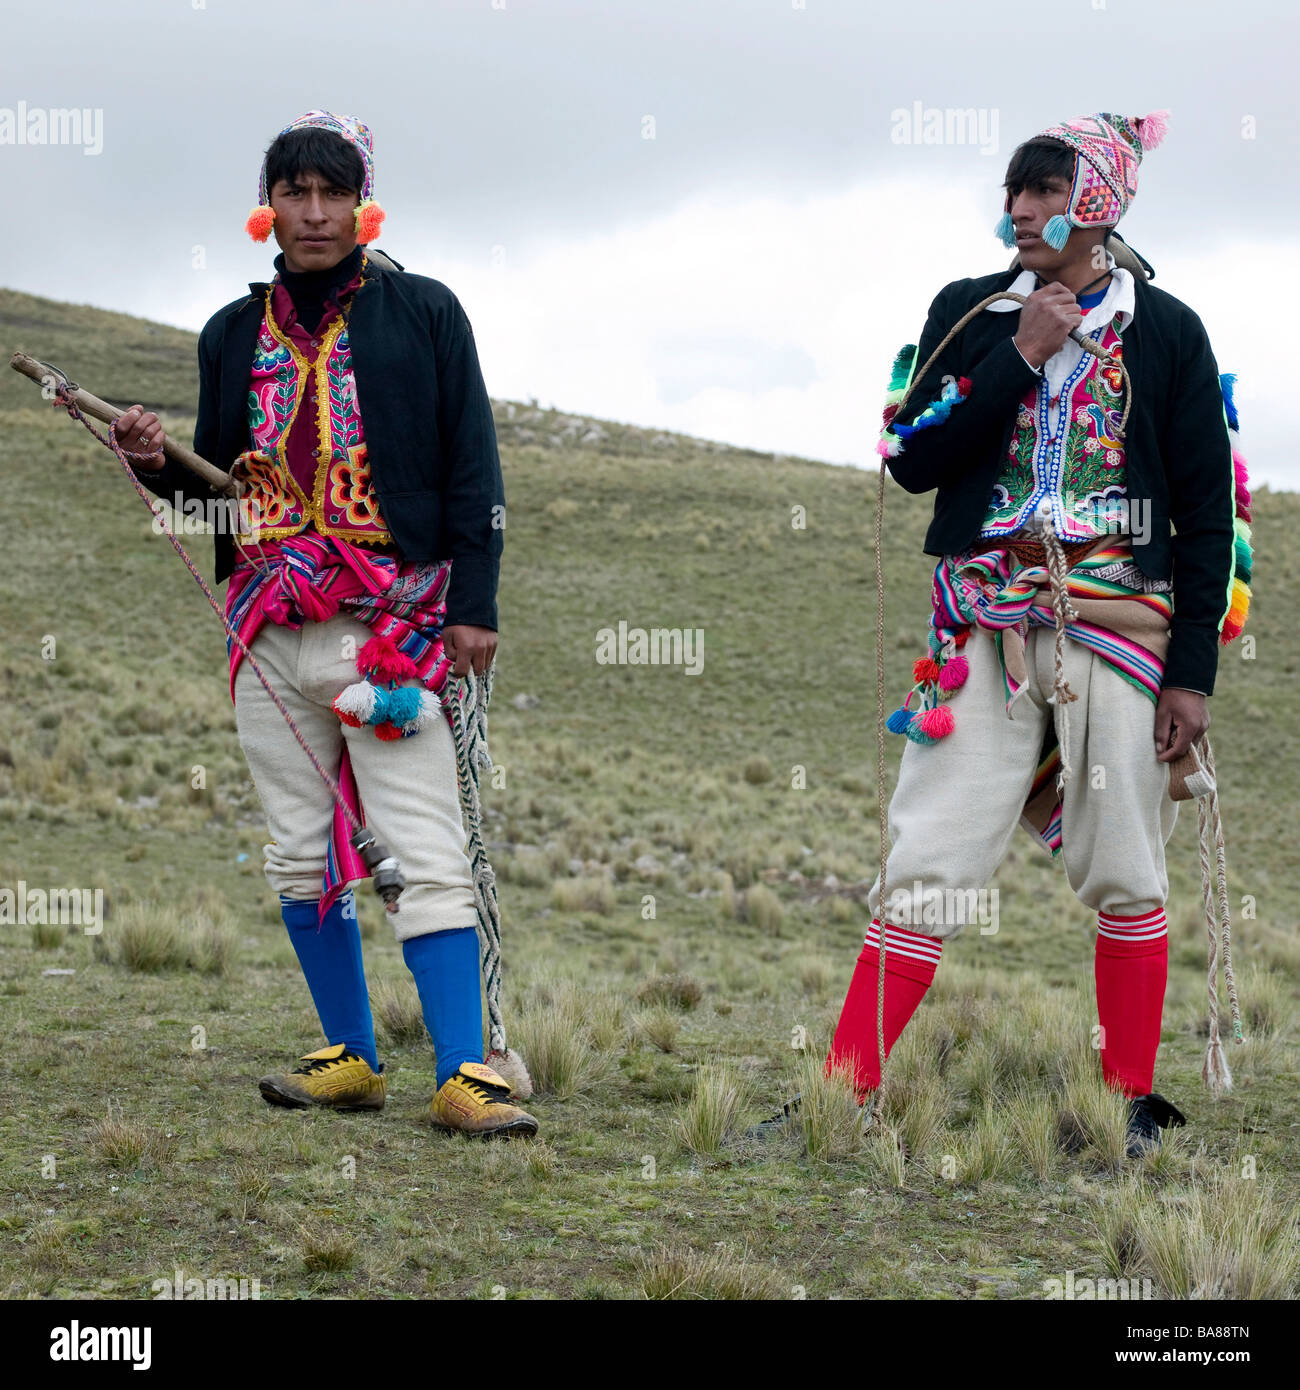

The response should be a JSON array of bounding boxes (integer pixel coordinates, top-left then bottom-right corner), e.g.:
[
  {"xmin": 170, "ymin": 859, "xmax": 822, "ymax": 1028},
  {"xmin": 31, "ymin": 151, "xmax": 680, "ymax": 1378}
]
[
  {"xmin": 636, "ymin": 971, "xmax": 702, "ymax": 1011},
  {"xmin": 635, "ymin": 1004, "xmax": 681, "ymax": 1054},
  {"xmin": 742, "ymin": 884, "xmax": 783, "ymax": 934},
  {"xmin": 551, "ymin": 876, "xmax": 616, "ymax": 915},
  {"xmin": 1129, "ymin": 1172, "xmax": 1300, "ymax": 1299},
  {"xmin": 370, "ymin": 976, "xmax": 428, "ymax": 1047},
  {"xmin": 299, "ymin": 1224, "xmax": 357, "ymax": 1274},
  {"xmin": 1005, "ymin": 1084, "xmax": 1059, "ymax": 1181},
  {"xmin": 673, "ymin": 1062, "xmax": 752, "ymax": 1159},
  {"xmin": 636, "ymin": 1241, "xmax": 782, "ymax": 1299},
  {"xmin": 511, "ymin": 1008, "xmax": 610, "ymax": 1101},
  {"xmin": 792, "ymin": 1054, "xmax": 866, "ymax": 1163},
  {"xmin": 116, "ymin": 902, "xmax": 187, "ymax": 973},
  {"xmin": 88, "ymin": 1110, "xmax": 176, "ymax": 1168},
  {"xmin": 187, "ymin": 911, "xmax": 236, "ymax": 976}
]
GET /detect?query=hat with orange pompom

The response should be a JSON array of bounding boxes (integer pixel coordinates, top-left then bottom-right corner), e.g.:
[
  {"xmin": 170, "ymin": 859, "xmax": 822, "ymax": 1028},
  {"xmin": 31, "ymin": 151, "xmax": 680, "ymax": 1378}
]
[{"xmin": 245, "ymin": 110, "xmax": 386, "ymax": 246}]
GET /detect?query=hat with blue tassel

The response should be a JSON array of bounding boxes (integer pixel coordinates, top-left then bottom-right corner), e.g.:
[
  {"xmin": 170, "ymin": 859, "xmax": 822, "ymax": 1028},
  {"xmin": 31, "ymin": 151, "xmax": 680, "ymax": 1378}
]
[
  {"xmin": 995, "ymin": 110, "xmax": 1169, "ymax": 252},
  {"xmin": 246, "ymin": 109, "xmax": 386, "ymax": 245}
]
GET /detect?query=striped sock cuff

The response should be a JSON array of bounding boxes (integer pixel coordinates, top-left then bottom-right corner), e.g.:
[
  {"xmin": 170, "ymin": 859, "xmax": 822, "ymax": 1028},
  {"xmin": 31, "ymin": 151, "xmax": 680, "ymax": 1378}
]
[
  {"xmin": 1097, "ymin": 907, "xmax": 1168, "ymax": 943},
  {"xmin": 865, "ymin": 918, "xmax": 944, "ymax": 969}
]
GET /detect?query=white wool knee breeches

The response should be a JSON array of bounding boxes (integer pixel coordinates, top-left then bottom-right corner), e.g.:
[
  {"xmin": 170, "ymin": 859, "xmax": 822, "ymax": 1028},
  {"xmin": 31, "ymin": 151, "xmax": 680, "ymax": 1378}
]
[
  {"xmin": 233, "ymin": 613, "xmax": 478, "ymax": 942},
  {"xmin": 867, "ymin": 623, "xmax": 1179, "ymax": 941}
]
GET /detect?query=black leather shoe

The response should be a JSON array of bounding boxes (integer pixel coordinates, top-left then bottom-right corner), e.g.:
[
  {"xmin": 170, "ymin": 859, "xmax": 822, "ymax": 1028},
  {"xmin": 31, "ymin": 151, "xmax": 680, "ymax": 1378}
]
[
  {"xmin": 1125, "ymin": 1092, "xmax": 1187, "ymax": 1158},
  {"xmin": 746, "ymin": 1093, "xmax": 802, "ymax": 1140}
]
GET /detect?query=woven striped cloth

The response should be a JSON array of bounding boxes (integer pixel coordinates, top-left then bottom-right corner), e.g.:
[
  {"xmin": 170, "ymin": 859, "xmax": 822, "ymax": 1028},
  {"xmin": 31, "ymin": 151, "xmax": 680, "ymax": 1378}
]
[
  {"xmin": 922, "ymin": 533, "xmax": 1174, "ymax": 857},
  {"xmin": 224, "ymin": 531, "xmax": 465, "ymax": 921}
]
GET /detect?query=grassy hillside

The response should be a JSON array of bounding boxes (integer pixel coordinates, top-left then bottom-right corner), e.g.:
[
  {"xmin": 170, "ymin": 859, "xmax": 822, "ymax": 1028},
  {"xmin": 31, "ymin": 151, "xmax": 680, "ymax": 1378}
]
[{"xmin": 1, "ymin": 286, "xmax": 1296, "ymax": 1302}]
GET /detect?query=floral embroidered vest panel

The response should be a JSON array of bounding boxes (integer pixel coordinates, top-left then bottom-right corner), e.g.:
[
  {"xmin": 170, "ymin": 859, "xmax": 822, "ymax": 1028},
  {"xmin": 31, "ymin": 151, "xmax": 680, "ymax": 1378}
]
[
  {"xmin": 232, "ymin": 292, "xmax": 392, "ymax": 545},
  {"xmin": 979, "ymin": 317, "xmax": 1129, "ymax": 542}
]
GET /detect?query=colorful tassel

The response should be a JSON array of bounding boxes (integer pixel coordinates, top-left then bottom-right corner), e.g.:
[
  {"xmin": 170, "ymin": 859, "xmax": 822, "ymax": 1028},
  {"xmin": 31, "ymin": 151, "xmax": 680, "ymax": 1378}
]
[
  {"xmin": 918, "ymin": 706, "xmax": 954, "ymax": 740},
  {"xmin": 1042, "ymin": 214, "xmax": 1071, "ymax": 251},
  {"xmin": 938, "ymin": 654, "xmax": 969, "ymax": 691},
  {"xmin": 1136, "ymin": 109, "xmax": 1170, "ymax": 152},
  {"xmin": 245, "ymin": 205, "xmax": 276, "ymax": 243},
  {"xmin": 1220, "ymin": 372, "xmax": 1239, "ymax": 430},
  {"xmin": 904, "ymin": 716, "xmax": 935, "ymax": 745},
  {"xmin": 891, "ymin": 377, "xmax": 971, "ymax": 440},
  {"xmin": 383, "ymin": 685, "xmax": 424, "ymax": 726},
  {"xmin": 333, "ymin": 680, "xmax": 378, "ymax": 727},
  {"xmin": 886, "ymin": 706, "xmax": 915, "ymax": 735},
  {"xmin": 354, "ymin": 199, "xmax": 386, "ymax": 244},
  {"xmin": 358, "ymin": 634, "xmax": 418, "ymax": 683}
]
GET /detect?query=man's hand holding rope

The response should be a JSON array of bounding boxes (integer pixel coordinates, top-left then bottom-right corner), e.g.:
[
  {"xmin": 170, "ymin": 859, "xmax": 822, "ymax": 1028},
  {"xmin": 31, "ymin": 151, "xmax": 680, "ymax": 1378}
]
[
  {"xmin": 1155, "ymin": 687, "xmax": 1209, "ymax": 762},
  {"xmin": 116, "ymin": 403, "xmax": 166, "ymax": 469}
]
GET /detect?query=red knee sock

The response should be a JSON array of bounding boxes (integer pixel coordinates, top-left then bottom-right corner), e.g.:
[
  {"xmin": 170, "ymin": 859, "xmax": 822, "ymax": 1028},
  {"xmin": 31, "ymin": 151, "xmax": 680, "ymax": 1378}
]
[
  {"xmin": 827, "ymin": 918, "xmax": 942, "ymax": 1101},
  {"xmin": 1095, "ymin": 907, "xmax": 1168, "ymax": 1097}
]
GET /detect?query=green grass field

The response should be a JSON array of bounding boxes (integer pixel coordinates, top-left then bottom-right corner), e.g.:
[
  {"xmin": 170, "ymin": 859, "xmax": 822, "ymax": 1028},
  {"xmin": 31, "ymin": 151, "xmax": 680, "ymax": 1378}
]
[{"xmin": 1, "ymin": 286, "xmax": 1296, "ymax": 1300}]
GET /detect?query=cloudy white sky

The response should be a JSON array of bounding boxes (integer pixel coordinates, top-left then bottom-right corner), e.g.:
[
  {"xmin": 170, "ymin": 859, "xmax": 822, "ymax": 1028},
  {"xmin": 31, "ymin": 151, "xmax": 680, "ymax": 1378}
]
[{"xmin": 3, "ymin": 0, "xmax": 1296, "ymax": 487}]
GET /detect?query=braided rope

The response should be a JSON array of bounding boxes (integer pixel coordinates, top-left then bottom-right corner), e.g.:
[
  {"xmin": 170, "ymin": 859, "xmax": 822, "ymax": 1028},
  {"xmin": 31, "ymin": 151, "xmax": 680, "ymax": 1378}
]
[
  {"xmin": 1041, "ymin": 518, "xmax": 1081, "ymax": 792},
  {"xmin": 445, "ymin": 667, "xmax": 508, "ymax": 1054},
  {"xmin": 1196, "ymin": 737, "xmax": 1243, "ymax": 1096}
]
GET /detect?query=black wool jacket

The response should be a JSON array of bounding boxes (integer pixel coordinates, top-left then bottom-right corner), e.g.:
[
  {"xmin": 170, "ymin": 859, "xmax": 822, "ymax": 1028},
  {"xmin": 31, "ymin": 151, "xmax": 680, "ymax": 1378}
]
[
  {"xmin": 886, "ymin": 267, "xmax": 1236, "ymax": 696},
  {"xmin": 133, "ymin": 253, "xmax": 505, "ymax": 630}
]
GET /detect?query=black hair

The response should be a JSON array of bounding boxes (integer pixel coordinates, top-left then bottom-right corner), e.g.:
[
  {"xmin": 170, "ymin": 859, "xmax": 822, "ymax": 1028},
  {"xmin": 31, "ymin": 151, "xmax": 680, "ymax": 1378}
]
[
  {"xmin": 264, "ymin": 126, "xmax": 365, "ymax": 197},
  {"xmin": 1002, "ymin": 136, "xmax": 1112, "ymax": 244}
]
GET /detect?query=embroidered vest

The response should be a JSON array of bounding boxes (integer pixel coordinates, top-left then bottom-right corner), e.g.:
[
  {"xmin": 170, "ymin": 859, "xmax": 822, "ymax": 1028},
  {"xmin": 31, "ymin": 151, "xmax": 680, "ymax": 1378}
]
[
  {"xmin": 232, "ymin": 290, "xmax": 392, "ymax": 545},
  {"xmin": 980, "ymin": 317, "xmax": 1129, "ymax": 543}
]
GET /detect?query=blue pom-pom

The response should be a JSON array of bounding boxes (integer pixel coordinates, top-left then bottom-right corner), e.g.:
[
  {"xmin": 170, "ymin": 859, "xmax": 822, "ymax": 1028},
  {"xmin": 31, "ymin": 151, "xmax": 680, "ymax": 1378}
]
[
  {"xmin": 384, "ymin": 685, "xmax": 425, "ymax": 725},
  {"xmin": 904, "ymin": 720, "xmax": 934, "ymax": 744},
  {"xmin": 366, "ymin": 685, "xmax": 391, "ymax": 724},
  {"xmin": 886, "ymin": 707, "xmax": 914, "ymax": 735},
  {"xmin": 994, "ymin": 210, "xmax": 1016, "ymax": 248}
]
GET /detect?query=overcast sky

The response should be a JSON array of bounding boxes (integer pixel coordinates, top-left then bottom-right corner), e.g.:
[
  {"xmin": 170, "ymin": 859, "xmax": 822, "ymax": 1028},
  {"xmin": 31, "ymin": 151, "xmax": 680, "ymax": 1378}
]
[{"xmin": 3, "ymin": 0, "xmax": 1295, "ymax": 488}]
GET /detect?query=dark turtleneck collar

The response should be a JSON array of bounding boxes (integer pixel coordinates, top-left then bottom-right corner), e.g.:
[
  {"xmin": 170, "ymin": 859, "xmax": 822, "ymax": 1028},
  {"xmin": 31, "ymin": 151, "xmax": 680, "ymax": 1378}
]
[{"xmin": 272, "ymin": 244, "xmax": 364, "ymax": 334}]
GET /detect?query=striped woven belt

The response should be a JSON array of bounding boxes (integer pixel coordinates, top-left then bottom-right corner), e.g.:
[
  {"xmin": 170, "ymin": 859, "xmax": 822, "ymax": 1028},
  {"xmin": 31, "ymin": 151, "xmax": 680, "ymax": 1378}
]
[{"xmin": 1004, "ymin": 534, "xmax": 1100, "ymax": 569}]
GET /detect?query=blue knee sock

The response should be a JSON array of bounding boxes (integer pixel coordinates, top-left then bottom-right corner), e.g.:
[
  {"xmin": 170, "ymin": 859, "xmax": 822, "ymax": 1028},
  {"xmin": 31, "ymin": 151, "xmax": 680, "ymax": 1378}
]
[
  {"xmin": 280, "ymin": 892, "xmax": 379, "ymax": 1072},
  {"xmin": 402, "ymin": 926, "xmax": 484, "ymax": 1089}
]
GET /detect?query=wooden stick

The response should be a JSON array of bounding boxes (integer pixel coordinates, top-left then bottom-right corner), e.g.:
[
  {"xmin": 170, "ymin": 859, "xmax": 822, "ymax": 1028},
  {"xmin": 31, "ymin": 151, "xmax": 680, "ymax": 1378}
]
[{"xmin": 8, "ymin": 350, "xmax": 237, "ymax": 497}]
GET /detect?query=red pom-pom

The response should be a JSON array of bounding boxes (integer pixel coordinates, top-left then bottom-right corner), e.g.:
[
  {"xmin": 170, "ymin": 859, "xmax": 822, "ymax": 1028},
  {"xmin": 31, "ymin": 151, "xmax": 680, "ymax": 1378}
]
[
  {"xmin": 913, "ymin": 657, "xmax": 942, "ymax": 684},
  {"xmin": 374, "ymin": 721, "xmax": 404, "ymax": 741},
  {"xmin": 245, "ymin": 205, "xmax": 276, "ymax": 243},
  {"xmin": 358, "ymin": 634, "xmax": 418, "ymax": 683},
  {"xmin": 956, "ymin": 376, "xmax": 972, "ymax": 397},
  {"xmin": 334, "ymin": 707, "xmax": 363, "ymax": 728},
  {"xmin": 938, "ymin": 654, "xmax": 969, "ymax": 691},
  {"xmin": 919, "ymin": 706, "xmax": 954, "ymax": 738},
  {"xmin": 354, "ymin": 200, "xmax": 386, "ymax": 244},
  {"xmin": 882, "ymin": 404, "xmax": 899, "ymax": 425},
  {"xmin": 953, "ymin": 630, "xmax": 970, "ymax": 647}
]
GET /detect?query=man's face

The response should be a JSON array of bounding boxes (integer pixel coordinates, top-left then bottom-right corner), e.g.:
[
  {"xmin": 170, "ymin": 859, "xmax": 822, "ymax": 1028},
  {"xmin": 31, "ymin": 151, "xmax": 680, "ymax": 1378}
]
[
  {"xmin": 269, "ymin": 170, "xmax": 359, "ymax": 272},
  {"xmin": 1006, "ymin": 171, "xmax": 1073, "ymax": 271}
]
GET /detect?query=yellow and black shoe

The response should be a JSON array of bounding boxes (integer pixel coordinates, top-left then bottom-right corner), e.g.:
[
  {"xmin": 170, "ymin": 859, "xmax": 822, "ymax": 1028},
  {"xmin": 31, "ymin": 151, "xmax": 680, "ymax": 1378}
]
[
  {"xmin": 258, "ymin": 1043, "xmax": 386, "ymax": 1111},
  {"xmin": 429, "ymin": 1061, "xmax": 539, "ymax": 1139}
]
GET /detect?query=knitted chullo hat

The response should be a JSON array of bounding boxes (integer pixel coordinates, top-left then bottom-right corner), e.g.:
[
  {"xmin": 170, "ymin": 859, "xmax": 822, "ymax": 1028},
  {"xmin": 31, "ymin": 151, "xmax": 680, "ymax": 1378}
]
[
  {"xmin": 995, "ymin": 110, "xmax": 1170, "ymax": 251},
  {"xmin": 245, "ymin": 109, "xmax": 386, "ymax": 245}
]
